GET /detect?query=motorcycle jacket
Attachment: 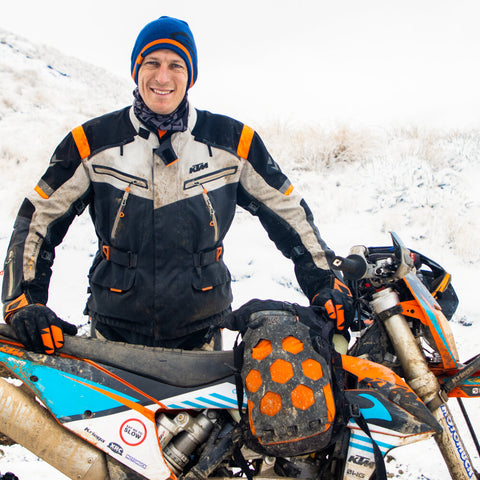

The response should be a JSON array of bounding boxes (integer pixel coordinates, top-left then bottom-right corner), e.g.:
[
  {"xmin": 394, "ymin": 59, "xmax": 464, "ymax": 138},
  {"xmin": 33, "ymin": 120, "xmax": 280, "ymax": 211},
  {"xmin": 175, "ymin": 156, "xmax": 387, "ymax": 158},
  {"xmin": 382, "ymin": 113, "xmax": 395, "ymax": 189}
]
[{"xmin": 2, "ymin": 105, "xmax": 335, "ymax": 342}]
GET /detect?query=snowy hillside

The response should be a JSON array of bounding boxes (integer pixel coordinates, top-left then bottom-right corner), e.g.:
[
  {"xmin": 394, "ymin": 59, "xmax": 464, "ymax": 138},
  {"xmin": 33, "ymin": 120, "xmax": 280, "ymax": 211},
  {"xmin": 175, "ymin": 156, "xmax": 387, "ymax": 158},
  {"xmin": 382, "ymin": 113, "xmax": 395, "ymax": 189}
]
[{"xmin": 0, "ymin": 30, "xmax": 479, "ymax": 479}]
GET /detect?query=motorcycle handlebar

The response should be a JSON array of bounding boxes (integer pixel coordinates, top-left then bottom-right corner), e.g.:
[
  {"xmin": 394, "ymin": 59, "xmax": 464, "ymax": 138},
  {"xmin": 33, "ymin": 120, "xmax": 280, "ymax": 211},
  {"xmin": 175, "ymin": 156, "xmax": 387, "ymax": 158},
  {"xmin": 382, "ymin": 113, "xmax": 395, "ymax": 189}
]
[{"xmin": 331, "ymin": 254, "xmax": 368, "ymax": 280}]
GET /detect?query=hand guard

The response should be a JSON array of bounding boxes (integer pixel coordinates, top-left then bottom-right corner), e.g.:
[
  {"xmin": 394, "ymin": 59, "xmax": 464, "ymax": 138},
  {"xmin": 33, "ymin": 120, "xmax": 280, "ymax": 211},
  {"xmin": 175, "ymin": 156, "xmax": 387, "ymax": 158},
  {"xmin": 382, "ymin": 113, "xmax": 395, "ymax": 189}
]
[
  {"xmin": 9, "ymin": 305, "xmax": 78, "ymax": 354},
  {"xmin": 312, "ymin": 279, "xmax": 354, "ymax": 333}
]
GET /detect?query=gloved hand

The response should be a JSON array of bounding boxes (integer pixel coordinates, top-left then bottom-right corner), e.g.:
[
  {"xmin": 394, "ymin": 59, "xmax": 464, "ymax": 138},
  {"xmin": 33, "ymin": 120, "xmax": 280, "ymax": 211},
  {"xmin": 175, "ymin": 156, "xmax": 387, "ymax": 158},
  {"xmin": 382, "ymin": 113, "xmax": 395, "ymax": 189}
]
[
  {"xmin": 311, "ymin": 279, "xmax": 354, "ymax": 333},
  {"xmin": 0, "ymin": 472, "xmax": 19, "ymax": 480},
  {"xmin": 9, "ymin": 305, "xmax": 77, "ymax": 354}
]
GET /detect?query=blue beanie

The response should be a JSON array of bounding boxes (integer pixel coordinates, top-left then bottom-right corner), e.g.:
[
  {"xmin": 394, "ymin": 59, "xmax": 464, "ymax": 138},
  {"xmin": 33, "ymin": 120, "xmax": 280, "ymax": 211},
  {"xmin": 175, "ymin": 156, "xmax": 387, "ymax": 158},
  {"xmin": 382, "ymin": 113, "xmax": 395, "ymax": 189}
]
[{"xmin": 131, "ymin": 16, "xmax": 198, "ymax": 89}]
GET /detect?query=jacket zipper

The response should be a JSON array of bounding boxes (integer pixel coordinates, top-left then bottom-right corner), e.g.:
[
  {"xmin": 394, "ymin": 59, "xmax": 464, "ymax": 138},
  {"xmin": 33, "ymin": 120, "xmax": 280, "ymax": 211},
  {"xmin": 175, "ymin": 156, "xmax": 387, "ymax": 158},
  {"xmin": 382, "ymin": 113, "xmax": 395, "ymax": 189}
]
[
  {"xmin": 111, "ymin": 184, "xmax": 131, "ymax": 240},
  {"xmin": 183, "ymin": 166, "xmax": 238, "ymax": 191},
  {"xmin": 195, "ymin": 182, "xmax": 219, "ymax": 242},
  {"xmin": 92, "ymin": 165, "xmax": 148, "ymax": 189},
  {"xmin": 5, "ymin": 249, "xmax": 14, "ymax": 298}
]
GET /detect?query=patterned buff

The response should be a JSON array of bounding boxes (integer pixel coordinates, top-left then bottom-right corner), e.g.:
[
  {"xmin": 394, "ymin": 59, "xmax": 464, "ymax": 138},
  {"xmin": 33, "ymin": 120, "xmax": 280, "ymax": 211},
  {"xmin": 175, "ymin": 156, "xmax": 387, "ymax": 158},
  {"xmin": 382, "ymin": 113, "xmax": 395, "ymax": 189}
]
[{"xmin": 133, "ymin": 88, "xmax": 189, "ymax": 133}]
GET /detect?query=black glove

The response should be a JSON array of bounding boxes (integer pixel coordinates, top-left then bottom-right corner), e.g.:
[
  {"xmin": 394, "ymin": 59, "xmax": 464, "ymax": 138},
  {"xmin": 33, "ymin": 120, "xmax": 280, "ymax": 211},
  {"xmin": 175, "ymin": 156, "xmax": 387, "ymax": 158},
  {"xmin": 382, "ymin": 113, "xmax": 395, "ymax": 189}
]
[
  {"xmin": 9, "ymin": 305, "xmax": 77, "ymax": 354},
  {"xmin": 312, "ymin": 279, "xmax": 354, "ymax": 333},
  {"xmin": 225, "ymin": 298, "xmax": 313, "ymax": 335},
  {"xmin": 1, "ymin": 472, "xmax": 19, "ymax": 480}
]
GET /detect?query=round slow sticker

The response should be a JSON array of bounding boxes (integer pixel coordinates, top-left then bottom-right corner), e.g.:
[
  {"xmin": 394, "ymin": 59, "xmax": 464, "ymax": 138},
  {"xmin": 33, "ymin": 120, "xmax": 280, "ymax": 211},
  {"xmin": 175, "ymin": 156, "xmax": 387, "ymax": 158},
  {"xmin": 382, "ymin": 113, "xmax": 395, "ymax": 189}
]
[{"xmin": 120, "ymin": 418, "xmax": 147, "ymax": 446}]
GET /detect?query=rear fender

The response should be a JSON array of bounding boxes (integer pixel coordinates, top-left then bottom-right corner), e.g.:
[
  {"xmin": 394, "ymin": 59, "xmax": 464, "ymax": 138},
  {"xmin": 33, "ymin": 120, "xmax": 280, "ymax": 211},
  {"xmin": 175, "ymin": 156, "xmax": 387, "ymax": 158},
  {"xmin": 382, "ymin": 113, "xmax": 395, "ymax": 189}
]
[{"xmin": 0, "ymin": 338, "xmax": 175, "ymax": 480}]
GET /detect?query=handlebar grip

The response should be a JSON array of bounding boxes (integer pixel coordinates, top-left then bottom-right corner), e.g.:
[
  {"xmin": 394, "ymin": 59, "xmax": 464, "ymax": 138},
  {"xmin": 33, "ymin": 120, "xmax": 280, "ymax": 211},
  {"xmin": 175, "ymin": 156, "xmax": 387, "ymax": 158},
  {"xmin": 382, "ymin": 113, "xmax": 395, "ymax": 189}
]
[{"xmin": 331, "ymin": 254, "xmax": 367, "ymax": 280}]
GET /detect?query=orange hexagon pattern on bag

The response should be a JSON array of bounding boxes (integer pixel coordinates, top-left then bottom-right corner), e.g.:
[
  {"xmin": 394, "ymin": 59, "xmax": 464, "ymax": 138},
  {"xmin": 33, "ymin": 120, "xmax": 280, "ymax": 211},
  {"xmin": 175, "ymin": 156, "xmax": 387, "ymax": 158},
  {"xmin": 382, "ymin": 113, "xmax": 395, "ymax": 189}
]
[
  {"xmin": 246, "ymin": 369, "xmax": 263, "ymax": 393},
  {"xmin": 252, "ymin": 339, "xmax": 272, "ymax": 360},
  {"xmin": 291, "ymin": 384, "xmax": 315, "ymax": 410},
  {"xmin": 282, "ymin": 335, "xmax": 304, "ymax": 354},
  {"xmin": 302, "ymin": 358, "xmax": 323, "ymax": 381},
  {"xmin": 270, "ymin": 359, "xmax": 294, "ymax": 384},
  {"xmin": 260, "ymin": 391, "xmax": 283, "ymax": 416}
]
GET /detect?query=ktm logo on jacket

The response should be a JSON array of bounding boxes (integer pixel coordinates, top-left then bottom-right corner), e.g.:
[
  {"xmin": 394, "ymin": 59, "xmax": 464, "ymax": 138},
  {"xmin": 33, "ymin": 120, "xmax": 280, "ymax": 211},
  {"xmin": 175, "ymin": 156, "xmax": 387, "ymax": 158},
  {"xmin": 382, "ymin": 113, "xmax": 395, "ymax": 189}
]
[{"xmin": 189, "ymin": 162, "xmax": 208, "ymax": 174}]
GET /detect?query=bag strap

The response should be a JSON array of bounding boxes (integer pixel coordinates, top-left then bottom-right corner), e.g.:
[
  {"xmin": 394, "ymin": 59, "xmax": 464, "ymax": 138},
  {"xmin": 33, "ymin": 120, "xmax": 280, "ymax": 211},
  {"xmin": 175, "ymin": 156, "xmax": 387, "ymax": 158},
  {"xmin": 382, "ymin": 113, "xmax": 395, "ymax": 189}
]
[
  {"xmin": 334, "ymin": 352, "xmax": 387, "ymax": 480},
  {"xmin": 351, "ymin": 408, "xmax": 388, "ymax": 480},
  {"xmin": 233, "ymin": 446, "xmax": 254, "ymax": 480},
  {"xmin": 233, "ymin": 333, "xmax": 246, "ymax": 416},
  {"xmin": 232, "ymin": 334, "xmax": 255, "ymax": 480}
]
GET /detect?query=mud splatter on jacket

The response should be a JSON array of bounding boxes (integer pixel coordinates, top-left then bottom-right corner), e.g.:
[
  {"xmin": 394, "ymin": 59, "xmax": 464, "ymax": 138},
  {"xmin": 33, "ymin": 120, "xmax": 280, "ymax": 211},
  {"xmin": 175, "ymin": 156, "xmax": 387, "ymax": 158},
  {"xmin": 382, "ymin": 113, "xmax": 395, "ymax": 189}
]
[{"xmin": 2, "ymin": 105, "xmax": 334, "ymax": 341}]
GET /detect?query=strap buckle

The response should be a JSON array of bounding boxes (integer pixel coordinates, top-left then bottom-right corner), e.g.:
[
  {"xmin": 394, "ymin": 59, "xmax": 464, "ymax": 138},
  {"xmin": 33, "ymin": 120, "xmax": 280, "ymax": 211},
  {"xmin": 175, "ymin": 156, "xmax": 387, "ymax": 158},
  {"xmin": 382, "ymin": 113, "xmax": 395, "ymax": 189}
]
[
  {"xmin": 349, "ymin": 403, "xmax": 361, "ymax": 418},
  {"xmin": 101, "ymin": 244, "xmax": 137, "ymax": 268},
  {"xmin": 193, "ymin": 245, "xmax": 224, "ymax": 267}
]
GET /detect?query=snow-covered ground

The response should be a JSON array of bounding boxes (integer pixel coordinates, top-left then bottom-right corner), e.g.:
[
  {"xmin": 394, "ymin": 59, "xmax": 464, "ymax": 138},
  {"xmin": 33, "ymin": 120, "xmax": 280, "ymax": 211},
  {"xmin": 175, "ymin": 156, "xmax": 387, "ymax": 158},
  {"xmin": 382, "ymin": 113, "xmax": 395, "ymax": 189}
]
[{"xmin": 0, "ymin": 29, "xmax": 479, "ymax": 479}]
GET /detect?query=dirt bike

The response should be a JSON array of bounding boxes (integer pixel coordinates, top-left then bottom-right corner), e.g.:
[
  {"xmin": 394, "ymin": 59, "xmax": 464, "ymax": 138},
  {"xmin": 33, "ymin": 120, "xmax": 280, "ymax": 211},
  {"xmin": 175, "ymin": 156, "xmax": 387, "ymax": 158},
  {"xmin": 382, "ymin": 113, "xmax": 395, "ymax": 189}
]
[{"xmin": 0, "ymin": 231, "xmax": 478, "ymax": 480}]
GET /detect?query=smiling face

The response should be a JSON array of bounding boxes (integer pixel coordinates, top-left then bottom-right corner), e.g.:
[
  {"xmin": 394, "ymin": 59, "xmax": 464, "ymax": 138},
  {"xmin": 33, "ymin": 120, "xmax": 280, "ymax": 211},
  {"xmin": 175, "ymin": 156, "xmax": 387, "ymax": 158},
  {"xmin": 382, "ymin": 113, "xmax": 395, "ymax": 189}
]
[{"xmin": 137, "ymin": 50, "xmax": 189, "ymax": 115}]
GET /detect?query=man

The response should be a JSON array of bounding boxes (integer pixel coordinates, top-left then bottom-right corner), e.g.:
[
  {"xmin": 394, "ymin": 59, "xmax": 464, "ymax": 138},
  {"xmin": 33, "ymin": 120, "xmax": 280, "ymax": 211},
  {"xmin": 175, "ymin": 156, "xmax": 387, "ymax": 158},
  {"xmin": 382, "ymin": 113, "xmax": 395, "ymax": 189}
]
[{"xmin": 2, "ymin": 16, "xmax": 352, "ymax": 354}]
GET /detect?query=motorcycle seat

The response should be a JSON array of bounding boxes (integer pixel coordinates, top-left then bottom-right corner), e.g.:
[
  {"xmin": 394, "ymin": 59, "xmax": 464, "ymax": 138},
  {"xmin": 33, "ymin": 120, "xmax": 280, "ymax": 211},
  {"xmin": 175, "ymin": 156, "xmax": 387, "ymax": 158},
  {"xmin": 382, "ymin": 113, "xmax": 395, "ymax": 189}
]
[
  {"xmin": 0, "ymin": 326, "xmax": 237, "ymax": 388},
  {"xmin": 64, "ymin": 335, "xmax": 238, "ymax": 388}
]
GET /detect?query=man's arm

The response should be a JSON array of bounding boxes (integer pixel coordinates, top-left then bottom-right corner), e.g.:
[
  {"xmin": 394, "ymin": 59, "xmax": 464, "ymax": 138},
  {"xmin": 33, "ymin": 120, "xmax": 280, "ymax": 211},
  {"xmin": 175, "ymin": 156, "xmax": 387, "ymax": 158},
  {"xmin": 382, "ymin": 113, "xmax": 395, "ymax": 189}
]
[
  {"xmin": 2, "ymin": 130, "xmax": 91, "ymax": 352},
  {"xmin": 236, "ymin": 127, "xmax": 353, "ymax": 332}
]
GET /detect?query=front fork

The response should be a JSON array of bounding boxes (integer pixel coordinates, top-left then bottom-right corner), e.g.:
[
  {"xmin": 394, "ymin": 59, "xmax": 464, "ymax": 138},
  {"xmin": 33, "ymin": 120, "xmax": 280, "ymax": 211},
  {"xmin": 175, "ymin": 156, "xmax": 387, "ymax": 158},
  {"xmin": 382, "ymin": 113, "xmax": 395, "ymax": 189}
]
[{"xmin": 371, "ymin": 287, "xmax": 477, "ymax": 480}]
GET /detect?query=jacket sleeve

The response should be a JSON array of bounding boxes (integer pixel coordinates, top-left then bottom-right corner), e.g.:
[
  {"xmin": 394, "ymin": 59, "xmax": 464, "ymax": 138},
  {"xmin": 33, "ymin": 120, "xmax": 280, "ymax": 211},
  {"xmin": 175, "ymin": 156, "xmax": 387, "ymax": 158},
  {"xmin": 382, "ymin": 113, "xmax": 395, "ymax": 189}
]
[
  {"xmin": 2, "ymin": 128, "xmax": 92, "ymax": 319},
  {"xmin": 236, "ymin": 126, "xmax": 335, "ymax": 301}
]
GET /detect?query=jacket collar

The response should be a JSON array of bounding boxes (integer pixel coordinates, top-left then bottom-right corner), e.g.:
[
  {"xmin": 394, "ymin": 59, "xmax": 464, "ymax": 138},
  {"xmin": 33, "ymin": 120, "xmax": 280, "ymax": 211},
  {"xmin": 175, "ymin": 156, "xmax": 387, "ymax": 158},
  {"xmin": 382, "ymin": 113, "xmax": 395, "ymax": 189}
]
[{"xmin": 128, "ymin": 103, "xmax": 198, "ymax": 138}]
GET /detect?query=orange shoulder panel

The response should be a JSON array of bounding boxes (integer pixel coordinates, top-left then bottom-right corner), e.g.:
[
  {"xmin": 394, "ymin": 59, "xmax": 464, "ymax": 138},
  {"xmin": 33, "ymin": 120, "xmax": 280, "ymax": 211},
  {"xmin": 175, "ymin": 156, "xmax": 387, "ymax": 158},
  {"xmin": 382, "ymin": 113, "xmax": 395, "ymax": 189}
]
[
  {"xmin": 237, "ymin": 125, "xmax": 255, "ymax": 159},
  {"xmin": 71, "ymin": 125, "xmax": 91, "ymax": 159}
]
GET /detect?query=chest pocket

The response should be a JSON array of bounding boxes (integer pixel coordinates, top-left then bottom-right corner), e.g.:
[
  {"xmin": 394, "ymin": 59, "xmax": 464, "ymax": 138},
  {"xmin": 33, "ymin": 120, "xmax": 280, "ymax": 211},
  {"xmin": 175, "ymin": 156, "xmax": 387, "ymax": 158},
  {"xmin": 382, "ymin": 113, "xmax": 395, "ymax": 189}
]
[
  {"xmin": 92, "ymin": 165, "xmax": 149, "ymax": 189},
  {"xmin": 183, "ymin": 166, "xmax": 238, "ymax": 191}
]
